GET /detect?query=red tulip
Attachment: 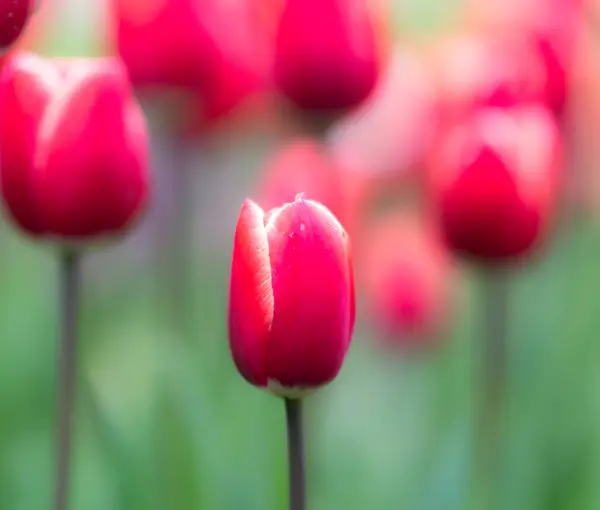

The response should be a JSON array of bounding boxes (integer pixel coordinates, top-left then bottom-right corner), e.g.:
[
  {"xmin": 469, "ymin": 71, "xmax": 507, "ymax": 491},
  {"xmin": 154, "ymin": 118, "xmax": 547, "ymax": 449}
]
[
  {"xmin": 108, "ymin": 0, "xmax": 218, "ymax": 92},
  {"xmin": 257, "ymin": 138, "xmax": 347, "ymax": 224},
  {"xmin": 0, "ymin": 0, "xmax": 36, "ymax": 52},
  {"xmin": 228, "ymin": 195, "xmax": 355, "ymax": 397},
  {"xmin": 0, "ymin": 52, "xmax": 150, "ymax": 243},
  {"xmin": 427, "ymin": 104, "xmax": 562, "ymax": 262},
  {"xmin": 435, "ymin": 34, "xmax": 542, "ymax": 118},
  {"xmin": 0, "ymin": 53, "xmax": 59, "ymax": 234},
  {"xmin": 436, "ymin": 30, "xmax": 575, "ymax": 125},
  {"xmin": 273, "ymin": 0, "xmax": 381, "ymax": 114},
  {"xmin": 463, "ymin": 0, "xmax": 579, "ymax": 117},
  {"xmin": 182, "ymin": 0, "xmax": 272, "ymax": 134},
  {"xmin": 359, "ymin": 211, "xmax": 451, "ymax": 347}
]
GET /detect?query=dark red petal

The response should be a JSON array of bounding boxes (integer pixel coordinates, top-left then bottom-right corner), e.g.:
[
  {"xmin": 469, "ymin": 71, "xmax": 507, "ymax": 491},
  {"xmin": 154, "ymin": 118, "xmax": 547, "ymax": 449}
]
[
  {"xmin": 0, "ymin": 0, "xmax": 33, "ymax": 50},
  {"xmin": 265, "ymin": 197, "xmax": 353, "ymax": 389},
  {"xmin": 0, "ymin": 52, "xmax": 59, "ymax": 235},
  {"xmin": 228, "ymin": 200, "xmax": 274, "ymax": 387}
]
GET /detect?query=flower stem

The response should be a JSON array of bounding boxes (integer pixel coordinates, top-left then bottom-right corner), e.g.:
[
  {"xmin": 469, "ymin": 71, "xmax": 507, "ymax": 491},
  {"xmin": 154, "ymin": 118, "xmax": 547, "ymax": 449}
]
[
  {"xmin": 54, "ymin": 250, "xmax": 81, "ymax": 510},
  {"xmin": 285, "ymin": 398, "xmax": 306, "ymax": 510},
  {"xmin": 472, "ymin": 267, "xmax": 510, "ymax": 510},
  {"xmin": 155, "ymin": 136, "xmax": 194, "ymax": 343}
]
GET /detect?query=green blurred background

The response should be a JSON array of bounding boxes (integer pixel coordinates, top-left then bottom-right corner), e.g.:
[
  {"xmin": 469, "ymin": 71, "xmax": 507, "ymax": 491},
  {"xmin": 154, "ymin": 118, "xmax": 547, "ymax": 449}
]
[{"xmin": 3, "ymin": 1, "xmax": 600, "ymax": 509}]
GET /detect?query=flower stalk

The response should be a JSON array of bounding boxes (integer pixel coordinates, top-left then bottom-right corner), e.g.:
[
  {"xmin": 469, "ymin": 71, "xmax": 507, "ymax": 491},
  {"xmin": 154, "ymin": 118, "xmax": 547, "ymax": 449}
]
[
  {"xmin": 54, "ymin": 250, "xmax": 81, "ymax": 510},
  {"xmin": 285, "ymin": 398, "xmax": 306, "ymax": 510}
]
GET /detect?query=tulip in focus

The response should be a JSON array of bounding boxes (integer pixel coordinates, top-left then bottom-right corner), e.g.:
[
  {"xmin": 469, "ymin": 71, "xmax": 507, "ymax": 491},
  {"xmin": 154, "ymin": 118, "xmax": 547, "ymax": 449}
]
[
  {"xmin": 0, "ymin": 52, "xmax": 150, "ymax": 243},
  {"xmin": 427, "ymin": 104, "xmax": 562, "ymax": 262},
  {"xmin": 273, "ymin": 0, "xmax": 382, "ymax": 117},
  {"xmin": 0, "ymin": 0, "xmax": 36, "ymax": 52},
  {"xmin": 228, "ymin": 195, "xmax": 355, "ymax": 397},
  {"xmin": 360, "ymin": 211, "xmax": 451, "ymax": 347}
]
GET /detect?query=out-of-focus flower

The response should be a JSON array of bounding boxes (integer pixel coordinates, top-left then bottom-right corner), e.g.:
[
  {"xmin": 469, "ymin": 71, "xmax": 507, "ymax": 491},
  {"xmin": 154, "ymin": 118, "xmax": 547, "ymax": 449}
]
[
  {"xmin": 107, "ymin": 0, "xmax": 218, "ymax": 93},
  {"xmin": 434, "ymin": 34, "xmax": 541, "ymax": 116},
  {"xmin": 0, "ymin": 53, "xmax": 57, "ymax": 234},
  {"xmin": 330, "ymin": 47, "xmax": 439, "ymax": 187},
  {"xmin": 434, "ymin": 30, "xmax": 571, "ymax": 122},
  {"xmin": 359, "ymin": 210, "xmax": 452, "ymax": 349},
  {"xmin": 0, "ymin": 0, "xmax": 53, "ymax": 70},
  {"xmin": 256, "ymin": 137, "xmax": 346, "ymax": 224},
  {"xmin": 182, "ymin": 0, "xmax": 273, "ymax": 135},
  {"xmin": 465, "ymin": 0, "xmax": 580, "ymax": 117},
  {"xmin": 109, "ymin": 0, "xmax": 274, "ymax": 133},
  {"xmin": 426, "ymin": 104, "xmax": 562, "ymax": 263},
  {"xmin": 0, "ymin": 0, "xmax": 37, "ymax": 53},
  {"xmin": 273, "ymin": 0, "xmax": 383, "ymax": 116},
  {"xmin": 228, "ymin": 195, "xmax": 355, "ymax": 398},
  {"xmin": 0, "ymin": 52, "xmax": 150, "ymax": 243}
]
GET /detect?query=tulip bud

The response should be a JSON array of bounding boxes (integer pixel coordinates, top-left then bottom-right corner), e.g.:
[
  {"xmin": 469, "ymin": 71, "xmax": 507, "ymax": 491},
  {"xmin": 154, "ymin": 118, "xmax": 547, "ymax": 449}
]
[
  {"xmin": 0, "ymin": 52, "xmax": 150, "ymax": 244},
  {"xmin": 359, "ymin": 211, "xmax": 451, "ymax": 348},
  {"xmin": 427, "ymin": 104, "xmax": 562, "ymax": 262},
  {"xmin": 273, "ymin": 0, "xmax": 381, "ymax": 115},
  {"xmin": 0, "ymin": 0, "xmax": 36, "ymax": 53},
  {"xmin": 228, "ymin": 195, "xmax": 355, "ymax": 398}
]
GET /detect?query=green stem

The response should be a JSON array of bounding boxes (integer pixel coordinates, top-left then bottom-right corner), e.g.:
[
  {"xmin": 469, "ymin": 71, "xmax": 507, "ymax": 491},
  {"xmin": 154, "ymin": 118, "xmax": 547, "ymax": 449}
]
[
  {"xmin": 472, "ymin": 267, "xmax": 510, "ymax": 510},
  {"xmin": 156, "ymin": 137, "xmax": 194, "ymax": 343},
  {"xmin": 285, "ymin": 398, "xmax": 306, "ymax": 510},
  {"xmin": 54, "ymin": 251, "xmax": 81, "ymax": 510}
]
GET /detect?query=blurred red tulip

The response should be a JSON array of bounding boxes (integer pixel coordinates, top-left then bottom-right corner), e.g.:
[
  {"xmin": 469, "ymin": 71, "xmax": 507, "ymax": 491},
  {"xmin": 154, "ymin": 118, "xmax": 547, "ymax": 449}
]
[
  {"xmin": 427, "ymin": 104, "xmax": 562, "ymax": 263},
  {"xmin": 434, "ymin": 31, "xmax": 569, "ymax": 121},
  {"xmin": 0, "ymin": 52, "xmax": 58, "ymax": 234},
  {"xmin": 273, "ymin": 0, "xmax": 382, "ymax": 115},
  {"xmin": 0, "ymin": 0, "xmax": 36, "ymax": 52},
  {"xmin": 256, "ymin": 138, "xmax": 348, "ymax": 225},
  {"xmin": 182, "ymin": 0, "xmax": 272, "ymax": 134},
  {"xmin": 465, "ymin": 0, "xmax": 579, "ymax": 116},
  {"xmin": 108, "ymin": 0, "xmax": 219, "ymax": 93},
  {"xmin": 0, "ymin": 0, "xmax": 54, "ymax": 68},
  {"xmin": 359, "ymin": 210, "xmax": 451, "ymax": 347},
  {"xmin": 228, "ymin": 196, "xmax": 355, "ymax": 397},
  {"xmin": 0, "ymin": 52, "xmax": 150, "ymax": 243},
  {"xmin": 330, "ymin": 47, "xmax": 438, "ymax": 186}
]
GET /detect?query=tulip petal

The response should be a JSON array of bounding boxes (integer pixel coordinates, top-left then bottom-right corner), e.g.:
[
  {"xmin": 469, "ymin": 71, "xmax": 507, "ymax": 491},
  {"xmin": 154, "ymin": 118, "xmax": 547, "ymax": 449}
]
[
  {"xmin": 0, "ymin": 52, "xmax": 59, "ymax": 234},
  {"xmin": 228, "ymin": 200, "xmax": 274, "ymax": 387},
  {"xmin": 266, "ymin": 197, "xmax": 353, "ymax": 390},
  {"xmin": 34, "ymin": 58, "xmax": 148, "ymax": 238}
]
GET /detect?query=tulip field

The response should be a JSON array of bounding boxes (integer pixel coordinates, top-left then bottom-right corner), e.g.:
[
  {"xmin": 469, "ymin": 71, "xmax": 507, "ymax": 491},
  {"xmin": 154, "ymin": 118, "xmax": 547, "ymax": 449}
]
[{"xmin": 2, "ymin": 0, "xmax": 600, "ymax": 509}]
